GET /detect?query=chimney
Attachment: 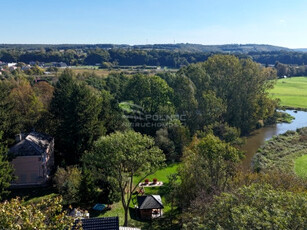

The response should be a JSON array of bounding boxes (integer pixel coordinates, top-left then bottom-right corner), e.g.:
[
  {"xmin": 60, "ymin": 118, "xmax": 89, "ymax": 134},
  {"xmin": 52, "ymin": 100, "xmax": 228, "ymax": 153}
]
[{"xmin": 15, "ymin": 133, "xmax": 25, "ymax": 143}]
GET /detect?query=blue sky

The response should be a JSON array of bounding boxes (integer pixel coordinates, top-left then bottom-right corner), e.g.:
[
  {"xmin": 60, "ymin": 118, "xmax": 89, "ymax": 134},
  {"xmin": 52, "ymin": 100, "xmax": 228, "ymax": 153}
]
[{"xmin": 1, "ymin": 0, "xmax": 307, "ymax": 48}]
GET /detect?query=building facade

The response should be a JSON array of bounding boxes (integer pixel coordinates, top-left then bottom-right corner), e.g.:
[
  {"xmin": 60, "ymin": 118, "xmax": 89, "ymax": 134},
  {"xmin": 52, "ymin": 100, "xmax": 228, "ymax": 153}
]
[{"xmin": 10, "ymin": 132, "xmax": 54, "ymax": 187}]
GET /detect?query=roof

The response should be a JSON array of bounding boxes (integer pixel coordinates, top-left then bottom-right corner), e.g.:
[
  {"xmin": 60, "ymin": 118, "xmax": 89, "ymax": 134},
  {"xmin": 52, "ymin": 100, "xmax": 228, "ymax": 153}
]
[
  {"xmin": 10, "ymin": 132, "xmax": 53, "ymax": 156},
  {"xmin": 73, "ymin": 217, "xmax": 119, "ymax": 230},
  {"xmin": 120, "ymin": 227, "xmax": 141, "ymax": 230},
  {"xmin": 137, "ymin": 195, "xmax": 164, "ymax": 210}
]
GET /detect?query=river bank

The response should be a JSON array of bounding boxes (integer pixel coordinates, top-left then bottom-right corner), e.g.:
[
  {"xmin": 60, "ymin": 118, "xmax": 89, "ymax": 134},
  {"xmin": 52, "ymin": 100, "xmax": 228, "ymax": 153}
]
[
  {"xmin": 252, "ymin": 128, "xmax": 307, "ymax": 175},
  {"xmin": 279, "ymin": 106, "xmax": 307, "ymax": 112},
  {"xmin": 241, "ymin": 110, "xmax": 307, "ymax": 171}
]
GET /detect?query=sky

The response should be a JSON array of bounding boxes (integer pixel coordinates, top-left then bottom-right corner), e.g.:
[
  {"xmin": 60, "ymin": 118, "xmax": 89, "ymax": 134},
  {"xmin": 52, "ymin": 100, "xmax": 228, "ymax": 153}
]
[{"xmin": 1, "ymin": 0, "xmax": 307, "ymax": 48}]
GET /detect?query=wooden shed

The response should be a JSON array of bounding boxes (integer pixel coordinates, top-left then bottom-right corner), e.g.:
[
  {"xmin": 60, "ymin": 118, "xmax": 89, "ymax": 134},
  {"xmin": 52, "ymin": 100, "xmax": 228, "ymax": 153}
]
[{"xmin": 137, "ymin": 195, "xmax": 164, "ymax": 220}]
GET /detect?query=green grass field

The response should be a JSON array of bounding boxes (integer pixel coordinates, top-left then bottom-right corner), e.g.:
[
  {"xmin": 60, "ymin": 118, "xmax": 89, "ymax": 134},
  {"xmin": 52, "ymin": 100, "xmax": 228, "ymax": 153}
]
[
  {"xmin": 294, "ymin": 155, "xmax": 307, "ymax": 178},
  {"xmin": 98, "ymin": 163, "xmax": 180, "ymax": 226},
  {"xmin": 134, "ymin": 163, "xmax": 179, "ymax": 184},
  {"xmin": 270, "ymin": 77, "xmax": 307, "ymax": 109}
]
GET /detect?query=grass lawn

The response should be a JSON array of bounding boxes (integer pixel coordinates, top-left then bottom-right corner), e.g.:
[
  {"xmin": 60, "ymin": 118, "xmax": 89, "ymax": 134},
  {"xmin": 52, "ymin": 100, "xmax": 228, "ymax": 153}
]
[
  {"xmin": 270, "ymin": 77, "xmax": 307, "ymax": 109},
  {"xmin": 8, "ymin": 186, "xmax": 57, "ymax": 202},
  {"xmin": 294, "ymin": 155, "xmax": 307, "ymax": 178},
  {"xmin": 134, "ymin": 163, "xmax": 180, "ymax": 213},
  {"xmin": 24, "ymin": 193, "xmax": 57, "ymax": 205},
  {"xmin": 134, "ymin": 163, "xmax": 179, "ymax": 184},
  {"xmin": 97, "ymin": 163, "xmax": 180, "ymax": 226}
]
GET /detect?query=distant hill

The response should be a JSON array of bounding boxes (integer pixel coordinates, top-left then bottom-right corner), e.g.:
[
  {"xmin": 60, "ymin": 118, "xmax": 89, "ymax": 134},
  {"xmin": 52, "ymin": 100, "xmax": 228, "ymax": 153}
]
[
  {"xmin": 0, "ymin": 44, "xmax": 130, "ymax": 50},
  {"xmin": 294, "ymin": 48, "xmax": 307, "ymax": 52},
  {"xmin": 133, "ymin": 43, "xmax": 291, "ymax": 53},
  {"xmin": 0, "ymin": 43, "xmax": 291, "ymax": 53}
]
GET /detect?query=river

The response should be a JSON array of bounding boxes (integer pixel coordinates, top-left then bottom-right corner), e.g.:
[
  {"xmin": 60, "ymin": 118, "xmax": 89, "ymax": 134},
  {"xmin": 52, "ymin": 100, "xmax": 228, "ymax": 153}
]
[{"xmin": 241, "ymin": 110, "xmax": 307, "ymax": 171}]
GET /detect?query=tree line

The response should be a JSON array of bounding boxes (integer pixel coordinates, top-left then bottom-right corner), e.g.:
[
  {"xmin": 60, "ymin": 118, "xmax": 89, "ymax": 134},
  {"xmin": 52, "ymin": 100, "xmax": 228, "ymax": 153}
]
[
  {"xmin": 0, "ymin": 48, "xmax": 211, "ymax": 68},
  {"xmin": 2, "ymin": 47, "xmax": 307, "ymax": 68}
]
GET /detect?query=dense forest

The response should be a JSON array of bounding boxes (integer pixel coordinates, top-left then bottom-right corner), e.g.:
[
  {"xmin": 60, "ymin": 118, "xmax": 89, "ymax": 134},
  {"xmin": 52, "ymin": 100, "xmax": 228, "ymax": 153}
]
[
  {"xmin": 1, "ymin": 54, "xmax": 307, "ymax": 229},
  {"xmin": 1, "ymin": 43, "xmax": 307, "ymax": 68}
]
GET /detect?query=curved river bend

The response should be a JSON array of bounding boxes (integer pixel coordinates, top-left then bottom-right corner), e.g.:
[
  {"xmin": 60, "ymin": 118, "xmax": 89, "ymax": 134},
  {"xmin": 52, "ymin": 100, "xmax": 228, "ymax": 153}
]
[{"xmin": 241, "ymin": 110, "xmax": 307, "ymax": 170}]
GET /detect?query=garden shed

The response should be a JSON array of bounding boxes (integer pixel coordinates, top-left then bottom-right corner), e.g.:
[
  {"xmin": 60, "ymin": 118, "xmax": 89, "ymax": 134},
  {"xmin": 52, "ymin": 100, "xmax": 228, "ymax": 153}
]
[{"xmin": 137, "ymin": 195, "xmax": 164, "ymax": 219}]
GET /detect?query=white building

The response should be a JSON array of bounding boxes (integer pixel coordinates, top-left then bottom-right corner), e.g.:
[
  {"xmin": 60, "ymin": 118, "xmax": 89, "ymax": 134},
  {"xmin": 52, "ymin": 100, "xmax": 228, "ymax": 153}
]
[{"xmin": 8, "ymin": 63, "xmax": 17, "ymax": 68}]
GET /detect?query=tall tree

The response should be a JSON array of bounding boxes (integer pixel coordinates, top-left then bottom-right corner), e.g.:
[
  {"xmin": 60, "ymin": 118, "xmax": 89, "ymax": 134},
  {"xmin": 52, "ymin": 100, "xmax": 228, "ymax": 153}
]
[
  {"xmin": 198, "ymin": 90, "xmax": 226, "ymax": 128},
  {"xmin": 124, "ymin": 74, "xmax": 174, "ymax": 115},
  {"xmin": 99, "ymin": 90, "xmax": 129, "ymax": 133},
  {"xmin": 123, "ymin": 74, "xmax": 175, "ymax": 135},
  {"xmin": 155, "ymin": 120, "xmax": 190, "ymax": 161},
  {"xmin": 50, "ymin": 70, "xmax": 104, "ymax": 165},
  {"xmin": 82, "ymin": 131, "xmax": 165, "ymax": 226},
  {"xmin": 178, "ymin": 63, "xmax": 210, "ymax": 101},
  {"xmin": 171, "ymin": 74, "xmax": 198, "ymax": 132},
  {"xmin": 8, "ymin": 80, "xmax": 44, "ymax": 132},
  {"xmin": 203, "ymin": 55, "xmax": 277, "ymax": 134},
  {"xmin": 0, "ymin": 132, "xmax": 14, "ymax": 200},
  {"xmin": 105, "ymin": 73, "xmax": 128, "ymax": 101},
  {"xmin": 173, "ymin": 64, "xmax": 228, "ymax": 133},
  {"xmin": 179, "ymin": 134, "xmax": 243, "ymax": 208},
  {"xmin": 0, "ymin": 81, "xmax": 19, "ymax": 144},
  {"xmin": 33, "ymin": 81, "xmax": 54, "ymax": 110}
]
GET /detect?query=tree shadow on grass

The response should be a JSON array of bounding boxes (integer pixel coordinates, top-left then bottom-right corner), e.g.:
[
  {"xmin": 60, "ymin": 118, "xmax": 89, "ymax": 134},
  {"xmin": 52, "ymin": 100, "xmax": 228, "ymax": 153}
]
[
  {"xmin": 89, "ymin": 209, "xmax": 108, "ymax": 218},
  {"xmin": 156, "ymin": 183, "xmax": 169, "ymax": 196},
  {"xmin": 8, "ymin": 185, "xmax": 57, "ymax": 201},
  {"xmin": 139, "ymin": 209, "xmax": 181, "ymax": 230},
  {"xmin": 129, "ymin": 207, "xmax": 144, "ymax": 222}
]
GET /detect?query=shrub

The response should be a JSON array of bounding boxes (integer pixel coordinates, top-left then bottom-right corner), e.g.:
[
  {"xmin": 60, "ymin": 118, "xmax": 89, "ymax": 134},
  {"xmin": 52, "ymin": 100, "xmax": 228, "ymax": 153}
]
[
  {"xmin": 54, "ymin": 166, "xmax": 82, "ymax": 205},
  {"xmin": 0, "ymin": 196, "xmax": 74, "ymax": 229},
  {"xmin": 183, "ymin": 183, "xmax": 307, "ymax": 229}
]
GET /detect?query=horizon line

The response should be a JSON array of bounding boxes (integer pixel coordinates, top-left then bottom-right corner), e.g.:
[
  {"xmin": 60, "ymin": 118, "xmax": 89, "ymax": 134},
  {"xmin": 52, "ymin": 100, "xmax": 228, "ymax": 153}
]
[{"xmin": 0, "ymin": 43, "xmax": 304, "ymax": 49}]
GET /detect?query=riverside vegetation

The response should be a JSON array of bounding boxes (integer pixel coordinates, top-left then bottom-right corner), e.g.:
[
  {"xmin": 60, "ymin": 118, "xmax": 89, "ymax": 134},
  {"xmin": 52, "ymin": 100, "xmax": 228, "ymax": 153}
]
[{"xmin": 253, "ymin": 127, "xmax": 307, "ymax": 177}]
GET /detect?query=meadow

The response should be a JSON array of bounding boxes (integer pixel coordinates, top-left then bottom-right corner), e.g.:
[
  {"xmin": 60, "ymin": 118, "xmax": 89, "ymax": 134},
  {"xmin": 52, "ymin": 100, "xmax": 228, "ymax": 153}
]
[
  {"xmin": 270, "ymin": 77, "xmax": 307, "ymax": 109},
  {"xmin": 57, "ymin": 66, "xmax": 178, "ymax": 77},
  {"xmin": 295, "ymin": 155, "xmax": 307, "ymax": 178}
]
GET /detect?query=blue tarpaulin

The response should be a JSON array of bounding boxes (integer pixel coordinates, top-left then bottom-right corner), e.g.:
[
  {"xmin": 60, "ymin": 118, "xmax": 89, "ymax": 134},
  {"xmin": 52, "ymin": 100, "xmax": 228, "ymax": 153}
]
[{"xmin": 93, "ymin": 204, "xmax": 106, "ymax": 211}]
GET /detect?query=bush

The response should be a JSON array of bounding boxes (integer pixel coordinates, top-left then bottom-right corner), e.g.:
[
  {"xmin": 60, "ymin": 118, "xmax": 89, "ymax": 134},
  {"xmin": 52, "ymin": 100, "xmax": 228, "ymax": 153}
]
[
  {"xmin": 179, "ymin": 134, "xmax": 243, "ymax": 208},
  {"xmin": 184, "ymin": 183, "xmax": 307, "ymax": 229},
  {"xmin": 54, "ymin": 166, "xmax": 82, "ymax": 205},
  {"xmin": 79, "ymin": 166, "xmax": 100, "ymax": 204},
  {"xmin": 155, "ymin": 121, "xmax": 190, "ymax": 162},
  {"xmin": 0, "ymin": 196, "xmax": 74, "ymax": 229}
]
